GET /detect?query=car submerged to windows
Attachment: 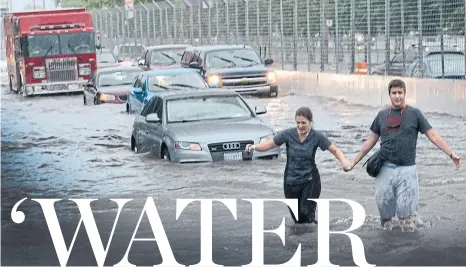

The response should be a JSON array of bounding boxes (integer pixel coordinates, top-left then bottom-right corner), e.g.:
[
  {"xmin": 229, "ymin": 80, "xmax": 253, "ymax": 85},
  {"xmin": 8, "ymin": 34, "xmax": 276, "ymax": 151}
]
[
  {"xmin": 126, "ymin": 68, "xmax": 217, "ymax": 114},
  {"xmin": 131, "ymin": 89, "xmax": 280, "ymax": 163},
  {"xmin": 83, "ymin": 66, "xmax": 142, "ymax": 105},
  {"xmin": 97, "ymin": 48, "xmax": 122, "ymax": 69},
  {"xmin": 181, "ymin": 45, "xmax": 278, "ymax": 97}
]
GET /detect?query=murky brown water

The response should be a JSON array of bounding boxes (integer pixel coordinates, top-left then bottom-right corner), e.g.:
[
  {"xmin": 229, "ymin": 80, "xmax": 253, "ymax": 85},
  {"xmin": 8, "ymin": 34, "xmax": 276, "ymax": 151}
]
[{"xmin": 1, "ymin": 82, "xmax": 465, "ymax": 266}]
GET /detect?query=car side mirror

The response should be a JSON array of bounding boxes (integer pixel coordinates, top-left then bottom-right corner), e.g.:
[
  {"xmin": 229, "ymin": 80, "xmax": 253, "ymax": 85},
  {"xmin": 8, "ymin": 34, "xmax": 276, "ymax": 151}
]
[
  {"xmin": 189, "ymin": 62, "xmax": 201, "ymax": 69},
  {"xmin": 138, "ymin": 58, "xmax": 145, "ymax": 66},
  {"xmin": 255, "ymin": 105, "xmax": 267, "ymax": 115},
  {"xmin": 264, "ymin": 58, "xmax": 274, "ymax": 66},
  {"xmin": 146, "ymin": 113, "xmax": 161, "ymax": 123},
  {"xmin": 134, "ymin": 88, "xmax": 143, "ymax": 94}
]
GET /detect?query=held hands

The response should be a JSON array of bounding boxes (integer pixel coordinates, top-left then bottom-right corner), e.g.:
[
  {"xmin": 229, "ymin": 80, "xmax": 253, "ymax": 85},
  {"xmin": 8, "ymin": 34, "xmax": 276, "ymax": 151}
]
[{"xmin": 342, "ymin": 159, "xmax": 355, "ymax": 172}]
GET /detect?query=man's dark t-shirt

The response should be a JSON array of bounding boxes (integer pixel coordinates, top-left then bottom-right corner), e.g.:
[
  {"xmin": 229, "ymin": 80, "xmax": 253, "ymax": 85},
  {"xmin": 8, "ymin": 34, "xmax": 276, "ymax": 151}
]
[
  {"xmin": 370, "ymin": 105, "xmax": 432, "ymax": 166},
  {"xmin": 273, "ymin": 128, "xmax": 332, "ymax": 185}
]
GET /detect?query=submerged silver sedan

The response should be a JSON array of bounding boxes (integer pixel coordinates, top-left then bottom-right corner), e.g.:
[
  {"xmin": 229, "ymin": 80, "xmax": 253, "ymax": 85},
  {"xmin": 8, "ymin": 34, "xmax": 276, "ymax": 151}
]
[{"xmin": 130, "ymin": 89, "xmax": 280, "ymax": 163}]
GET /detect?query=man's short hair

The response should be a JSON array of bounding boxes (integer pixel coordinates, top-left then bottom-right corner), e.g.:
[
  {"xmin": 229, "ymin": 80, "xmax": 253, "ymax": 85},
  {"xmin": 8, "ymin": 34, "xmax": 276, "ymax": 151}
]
[{"xmin": 388, "ymin": 79, "xmax": 406, "ymax": 94}]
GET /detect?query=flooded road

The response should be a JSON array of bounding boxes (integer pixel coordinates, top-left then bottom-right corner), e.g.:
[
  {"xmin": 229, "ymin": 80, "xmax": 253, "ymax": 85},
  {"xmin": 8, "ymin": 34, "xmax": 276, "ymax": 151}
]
[{"xmin": 1, "ymin": 83, "xmax": 465, "ymax": 266}]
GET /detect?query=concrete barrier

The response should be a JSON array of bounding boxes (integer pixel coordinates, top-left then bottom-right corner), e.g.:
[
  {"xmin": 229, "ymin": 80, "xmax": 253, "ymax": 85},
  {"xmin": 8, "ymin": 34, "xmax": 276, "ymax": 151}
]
[{"xmin": 276, "ymin": 70, "xmax": 466, "ymax": 118}]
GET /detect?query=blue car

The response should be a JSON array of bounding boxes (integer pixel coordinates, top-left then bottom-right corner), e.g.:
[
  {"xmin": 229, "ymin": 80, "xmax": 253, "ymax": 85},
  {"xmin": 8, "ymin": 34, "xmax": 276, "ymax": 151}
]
[{"xmin": 126, "ymin": 68, "xmax": 217, "ymax": 114}]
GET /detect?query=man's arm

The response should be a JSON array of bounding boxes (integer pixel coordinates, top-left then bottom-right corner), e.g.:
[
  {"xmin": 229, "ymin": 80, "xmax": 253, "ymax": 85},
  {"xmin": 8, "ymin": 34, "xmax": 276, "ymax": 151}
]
[
  {"xmin": 424, "ymin": 129, "xmax": 453, "ymax": 156},
  {"xmin": 416, "ymin": 109, "xmax": 461, "ymax": 169},
  {"xmin": 424, "ymin": 129, "xmax": 461, "ymax": 169},
  {"xmin": 351, "ymin": 131, "xmax": 380, "ymax": 167}
]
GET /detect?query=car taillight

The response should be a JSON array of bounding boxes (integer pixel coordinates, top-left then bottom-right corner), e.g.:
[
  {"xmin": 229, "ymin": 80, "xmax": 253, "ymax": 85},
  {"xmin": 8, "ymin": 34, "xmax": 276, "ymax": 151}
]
[
  {"xmin": 79, "ymin": 63, "xmax": 91, "ymax": 76},
  {"xmin": 33, "ymin": 66, "xmax": 46, "ymax": 79}
]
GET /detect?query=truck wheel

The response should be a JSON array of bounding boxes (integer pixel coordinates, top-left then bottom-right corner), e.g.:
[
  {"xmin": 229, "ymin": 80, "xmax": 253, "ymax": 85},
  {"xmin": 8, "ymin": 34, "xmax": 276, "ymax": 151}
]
[{"xmin": 83, "ymin": 94, "xmax": 87, "ymax": 105}]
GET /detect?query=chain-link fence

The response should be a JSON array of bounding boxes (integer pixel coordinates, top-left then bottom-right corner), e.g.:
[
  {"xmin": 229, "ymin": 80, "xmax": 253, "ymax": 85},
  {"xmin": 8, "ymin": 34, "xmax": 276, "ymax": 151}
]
[{"xmin": 90, "ymin": 0, "xmax": 466, "ymax": 77}]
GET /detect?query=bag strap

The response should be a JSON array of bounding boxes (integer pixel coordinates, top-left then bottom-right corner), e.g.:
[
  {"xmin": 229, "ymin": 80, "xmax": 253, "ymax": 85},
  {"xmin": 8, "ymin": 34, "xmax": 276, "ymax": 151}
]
[{"xmin": 362, "ymin": 158, "xmax": 369, "ymax": 167}]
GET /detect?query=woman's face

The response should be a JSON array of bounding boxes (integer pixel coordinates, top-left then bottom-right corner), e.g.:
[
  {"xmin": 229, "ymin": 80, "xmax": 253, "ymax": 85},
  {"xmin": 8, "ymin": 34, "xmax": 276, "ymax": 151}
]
[{"xmin": 295, "ymin": 115, "xmax": 311, "ymax": 135}]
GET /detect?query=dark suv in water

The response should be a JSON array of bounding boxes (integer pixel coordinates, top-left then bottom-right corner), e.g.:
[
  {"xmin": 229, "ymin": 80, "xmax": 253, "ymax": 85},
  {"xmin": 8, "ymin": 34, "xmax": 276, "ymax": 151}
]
[{"xmin": 180, "ymin": 45, "xmax": 278, "ymax": 97}]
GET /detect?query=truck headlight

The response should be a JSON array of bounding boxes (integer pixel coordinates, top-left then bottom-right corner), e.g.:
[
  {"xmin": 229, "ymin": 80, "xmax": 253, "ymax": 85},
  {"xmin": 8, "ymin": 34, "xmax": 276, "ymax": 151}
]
[
  {"xmin": 33, "ymin": 67, "xmax": 46, "ymax": 79},
  {"xmin": 175, "ymin": 141, "xmax": 202, "ymax": 151},
  {"xmin": 267, "ymin": 71, "xmax": 276, "ymax": 84},
  {"xmin": 207, "ymin": 75, "xmax": 220, "ymax": 86},
  {"xmin": 79, "ymin": 63, "xmax": 91, "ymax": 76}
]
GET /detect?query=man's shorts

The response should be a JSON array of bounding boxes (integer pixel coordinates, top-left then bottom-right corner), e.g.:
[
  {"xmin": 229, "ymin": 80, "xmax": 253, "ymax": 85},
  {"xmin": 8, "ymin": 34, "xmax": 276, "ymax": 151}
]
[{"xmin": 375, "ymin": 162, "xmax": 419, "ymax": 220}]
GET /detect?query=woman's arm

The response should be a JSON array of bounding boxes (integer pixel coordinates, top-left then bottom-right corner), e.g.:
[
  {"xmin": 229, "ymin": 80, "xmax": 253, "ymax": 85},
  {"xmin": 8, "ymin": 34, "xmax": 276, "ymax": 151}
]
[
  {"xmin": 328, "ymin": 144, "xmax": 351, "ymax": 169},
  {"xmin": 246, "ymin": 139, "xmax": 278, "ymax": 152}
]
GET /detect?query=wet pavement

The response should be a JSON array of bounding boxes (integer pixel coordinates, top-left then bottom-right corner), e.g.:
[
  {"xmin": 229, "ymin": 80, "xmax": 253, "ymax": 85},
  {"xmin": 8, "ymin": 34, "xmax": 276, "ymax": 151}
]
[{"xmin": 1, "ymin": 83, "xmax": 466, "ymax": 266}]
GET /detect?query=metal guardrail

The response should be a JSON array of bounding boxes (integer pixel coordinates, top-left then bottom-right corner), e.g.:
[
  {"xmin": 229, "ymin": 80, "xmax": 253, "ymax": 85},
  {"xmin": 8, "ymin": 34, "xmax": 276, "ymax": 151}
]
[{"xmin": 88, "ymin": 0, "xmax": 466, "ymax": 78}]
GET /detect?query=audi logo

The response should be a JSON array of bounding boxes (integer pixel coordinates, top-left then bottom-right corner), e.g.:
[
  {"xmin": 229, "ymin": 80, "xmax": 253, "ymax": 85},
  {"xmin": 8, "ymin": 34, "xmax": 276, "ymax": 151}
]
[{"xmin": 223, "ymin": 142, "xmax": 241, "ymax": 150}]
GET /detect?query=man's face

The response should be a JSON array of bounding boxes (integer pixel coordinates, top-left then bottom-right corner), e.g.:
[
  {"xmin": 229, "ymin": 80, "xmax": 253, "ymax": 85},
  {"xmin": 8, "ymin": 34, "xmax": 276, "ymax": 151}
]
[{"xmin": 389, "ymin": 87, "xmax": 405, "ymax": 108}]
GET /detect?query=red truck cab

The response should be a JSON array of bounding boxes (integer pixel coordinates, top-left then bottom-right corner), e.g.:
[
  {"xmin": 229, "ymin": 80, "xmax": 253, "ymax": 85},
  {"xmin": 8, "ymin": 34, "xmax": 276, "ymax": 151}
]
[{"xmin": 3, "ymin": 8, "xmax": 98, "ymax": 96}]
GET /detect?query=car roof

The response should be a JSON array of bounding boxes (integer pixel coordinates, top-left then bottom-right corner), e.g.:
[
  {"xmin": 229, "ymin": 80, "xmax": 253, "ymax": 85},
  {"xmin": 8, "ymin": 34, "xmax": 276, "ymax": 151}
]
[
  {"xmin": 96, "ymin": 66, "xmax": 142, "ymax": 74},
  {"xmin": 187, "ymin": 44, "xmax": 254, "ymax": 52},
  {"xmin": 145, "ymin": 44, "xmax": 191, "ymax": 50},
  {"xmin": 118, "ymin": 43, "xmax": 145, "ymax": 47},
  {"xmin": 154, "ymin": 89, "xmax": 239, "ymax": 100},
  {"xmin": 97, "ymin": 48, "xmax": 112, "ymax": 53},
  {"xmin": 409, "ymin": 44, "xmax": 463, "ymax": 54},
  {"xmin": 424, "ymin": 47, "xmax": 464, "ymax": 56},
  {"xmin": 143, "ymin": 68, "xmax": 200, "ymax": 76}
]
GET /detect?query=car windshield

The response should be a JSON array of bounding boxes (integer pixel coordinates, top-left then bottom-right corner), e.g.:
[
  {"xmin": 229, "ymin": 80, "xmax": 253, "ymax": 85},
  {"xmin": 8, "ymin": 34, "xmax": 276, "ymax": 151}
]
[
  {"xmin": 119, "ymin": 45, "xmax": 144, "ymax": 58},
  {"xmin": 205, "ymin": 48, "xmax": 262, "ymax": 69},
  {"xmin": 60, "ymin": 32, "xmax": 96, "ymax": 55},
  {"xmin": 166, "ymin": 95, "xmax": 252, "ymax": 123},
  {"xmin": 425, "ymin": 53, "xmax": 465, "ymax": 76},
  {"xmin": 150, "ymin": 48, "xmax": 185, "ymax": 65},
  {"xmin": 98, "ymin": 70, "xmax": 140, "ymax": 87},
  {"xmin": 149, "ymin": 73, "xmax": 207, "ymax": 91},
  {"xmin": 98, "ymin": 52, "xmax": 117, "ymax": 63}
]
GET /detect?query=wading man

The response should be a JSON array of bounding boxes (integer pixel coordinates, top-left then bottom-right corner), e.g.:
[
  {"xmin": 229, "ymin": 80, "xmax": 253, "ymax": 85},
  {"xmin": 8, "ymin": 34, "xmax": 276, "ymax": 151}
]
[{"xmin": 346, "ymin": 79, "xmax": 461, "ymax": 228}]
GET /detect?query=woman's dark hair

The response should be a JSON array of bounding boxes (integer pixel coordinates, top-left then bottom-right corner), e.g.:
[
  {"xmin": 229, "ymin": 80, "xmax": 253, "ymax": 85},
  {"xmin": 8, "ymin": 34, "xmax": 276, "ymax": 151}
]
[{"xmin": 295, "ymin": 107, "xmax": 313, "ymax": 122}]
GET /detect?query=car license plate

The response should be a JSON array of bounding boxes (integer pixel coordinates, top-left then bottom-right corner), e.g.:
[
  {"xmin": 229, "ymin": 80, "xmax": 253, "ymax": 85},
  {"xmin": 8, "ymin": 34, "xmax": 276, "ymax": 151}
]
[
  {"xmin": 223, "ymin": 151, "xmax": 243, "ymax": 161},
  {"xmin": 49, "ymin": 84, "xmax": 67, "ymax": 91},
  {"xmin": 68, "ymin": 84, "xmax": 79, "ymax": 90}
]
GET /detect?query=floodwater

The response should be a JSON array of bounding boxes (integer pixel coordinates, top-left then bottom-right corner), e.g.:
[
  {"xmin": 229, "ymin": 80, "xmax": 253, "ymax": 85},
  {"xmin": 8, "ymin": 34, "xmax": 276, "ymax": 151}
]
[{"xmin": 1, "ymin": 82, "xmax": 465, "ymax": 266}]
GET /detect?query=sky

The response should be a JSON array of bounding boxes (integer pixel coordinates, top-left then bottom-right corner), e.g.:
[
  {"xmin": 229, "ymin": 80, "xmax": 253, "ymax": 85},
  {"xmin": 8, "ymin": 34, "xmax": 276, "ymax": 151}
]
[{"xmin": 10, "ymin": 0, "xmax": 56, "ymax": 11}]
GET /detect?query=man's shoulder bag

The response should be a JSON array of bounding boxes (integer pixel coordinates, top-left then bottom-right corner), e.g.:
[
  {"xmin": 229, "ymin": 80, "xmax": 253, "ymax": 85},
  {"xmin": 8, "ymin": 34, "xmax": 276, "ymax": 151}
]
[{"xmin": 362, "ymin": 150, "xmax": 385, "ymax": 178}]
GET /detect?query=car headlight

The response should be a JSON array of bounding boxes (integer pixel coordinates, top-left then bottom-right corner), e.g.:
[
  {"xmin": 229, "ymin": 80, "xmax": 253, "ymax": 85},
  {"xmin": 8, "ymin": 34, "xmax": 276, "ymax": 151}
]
[
  {"xmin": 175, "ymin": 141, "xmax": 202, "ymax": 151},
  {"xmin": 99, "ymin": 94, "xmax": 116, "ymax": 101},
  {"xmin": 267, "ymin": 71, "xmax": 276, "ymax": 84},
  {"xmin": 207, "ymin": 75, "xmax": 220, "ymax": 85},
  {"xmin": 260, "ymin": 133, "xmax": 275, "ymax": 143}
]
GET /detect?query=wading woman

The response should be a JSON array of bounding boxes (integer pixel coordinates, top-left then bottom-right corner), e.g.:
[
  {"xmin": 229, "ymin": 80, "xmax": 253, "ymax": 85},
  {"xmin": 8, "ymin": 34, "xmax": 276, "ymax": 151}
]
[{"xmin": 245, "ymin": 107, "xmax": 351, "ymax": 224}]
